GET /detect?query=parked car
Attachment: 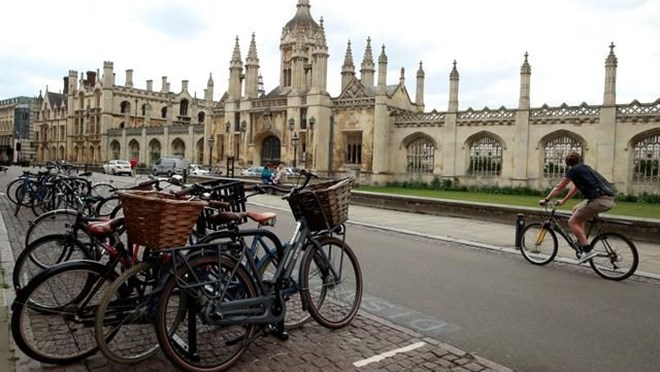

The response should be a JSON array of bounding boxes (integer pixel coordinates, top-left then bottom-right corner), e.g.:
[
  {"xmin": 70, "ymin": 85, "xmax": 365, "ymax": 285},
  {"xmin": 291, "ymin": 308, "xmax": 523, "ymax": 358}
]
[
  {"xmin": 285, "ymin": 167, "xmax": 301, "ymax": 176},
  {"xmin": 188, "ymin": 164, "xmax": 210, "ymax": 176},
  {"xmin": 103, "ymin": 160, "xmax": 132, "ymax": 176},
  {"xmin": 152, "ymin": 156, "xmax": 188, "ymax": 176},
  {"xmin": 240, "ymin": 166, "xmax": 264, "ymax": 177}
]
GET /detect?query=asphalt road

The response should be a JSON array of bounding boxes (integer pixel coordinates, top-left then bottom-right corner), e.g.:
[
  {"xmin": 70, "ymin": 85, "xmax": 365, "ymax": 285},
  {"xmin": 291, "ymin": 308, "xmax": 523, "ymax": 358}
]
[{"xmin": 85, "ymin": 173, "xmax": 660, "ymax": 371}]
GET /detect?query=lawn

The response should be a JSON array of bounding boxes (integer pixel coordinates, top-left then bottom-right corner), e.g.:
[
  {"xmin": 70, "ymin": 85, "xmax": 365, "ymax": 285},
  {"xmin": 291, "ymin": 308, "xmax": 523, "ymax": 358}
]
[{"xmin": 356, "ymin": 186, "xmax": 660, "ymax": 220}]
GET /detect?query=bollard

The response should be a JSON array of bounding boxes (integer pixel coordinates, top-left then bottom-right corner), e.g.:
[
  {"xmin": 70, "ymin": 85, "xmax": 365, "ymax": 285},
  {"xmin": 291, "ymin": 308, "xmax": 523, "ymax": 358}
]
[{"xmin": 514, "ymin": 213, "xmax": 525, "ymax": 249}]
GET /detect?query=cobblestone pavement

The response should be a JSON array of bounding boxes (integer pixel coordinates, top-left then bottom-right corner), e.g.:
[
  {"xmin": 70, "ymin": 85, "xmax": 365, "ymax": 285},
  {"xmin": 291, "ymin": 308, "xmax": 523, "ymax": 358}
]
[{"xmin": 0, "ymin": 167, "xmax": 512, "ymax": 372}]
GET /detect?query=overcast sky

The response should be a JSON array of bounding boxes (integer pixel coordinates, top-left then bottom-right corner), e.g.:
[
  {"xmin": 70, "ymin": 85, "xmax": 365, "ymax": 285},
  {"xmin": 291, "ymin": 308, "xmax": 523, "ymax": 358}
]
[{"xmin": 1, "ymin": 0, "xmax": 658, "ymax": 111}]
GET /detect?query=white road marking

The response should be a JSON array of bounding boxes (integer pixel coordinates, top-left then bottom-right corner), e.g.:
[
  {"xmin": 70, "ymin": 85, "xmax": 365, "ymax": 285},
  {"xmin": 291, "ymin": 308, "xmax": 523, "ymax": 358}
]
[{"xmin": 353, "ymin": 341, "xmax": 426, "ymax": 367}]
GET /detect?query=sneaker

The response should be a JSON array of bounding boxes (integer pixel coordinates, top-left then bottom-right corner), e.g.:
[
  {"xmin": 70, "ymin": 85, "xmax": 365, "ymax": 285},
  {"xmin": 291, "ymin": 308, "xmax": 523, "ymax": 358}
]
[{"xmin": 577, "ymin": 249, "xmax": 597, "ymax": 264}]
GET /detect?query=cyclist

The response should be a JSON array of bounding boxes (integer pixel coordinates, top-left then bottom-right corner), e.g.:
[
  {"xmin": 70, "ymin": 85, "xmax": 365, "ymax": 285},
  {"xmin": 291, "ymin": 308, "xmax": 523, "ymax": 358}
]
[{"xmin": 540, "ymin": 152, "xmax": 615, "ymax": 263}]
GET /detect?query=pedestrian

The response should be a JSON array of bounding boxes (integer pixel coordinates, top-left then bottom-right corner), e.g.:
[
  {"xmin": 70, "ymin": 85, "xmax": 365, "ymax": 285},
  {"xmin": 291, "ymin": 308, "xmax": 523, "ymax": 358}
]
[
  {"xmin": 273, "ymin": 162, "xmax": 288, "ymax": 185},
  {"xmin": 540, "ymin": 151, "xmax": 616, "ymax": 263},
  {"xmin": 129, "ymin": 156, "xmax": 138, "ymax": 177},
  {"xmin": 261, "ymin": 163, "xmax": 273, "ymax": 184}
]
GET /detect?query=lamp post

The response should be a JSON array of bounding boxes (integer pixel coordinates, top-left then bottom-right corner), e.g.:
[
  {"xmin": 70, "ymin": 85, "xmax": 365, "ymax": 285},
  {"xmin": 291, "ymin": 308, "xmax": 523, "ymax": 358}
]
[
  {"xmin": 291, "ymin": 133, "xmax": 299, "ymax": 168},
  {"xmin": 207, "ymin": 136, "xmax": 215, "ymax": 170},
  {"xmin": 307, "ymin": 116, "xmax": 315, "ymax": 166}
]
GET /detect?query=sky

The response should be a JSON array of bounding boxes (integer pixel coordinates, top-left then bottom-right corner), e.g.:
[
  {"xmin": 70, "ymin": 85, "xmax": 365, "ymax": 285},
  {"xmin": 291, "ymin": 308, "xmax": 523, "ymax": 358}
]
[{"xmin": 1, "ymin": 0, "xmax": 658, "ymax": 111}]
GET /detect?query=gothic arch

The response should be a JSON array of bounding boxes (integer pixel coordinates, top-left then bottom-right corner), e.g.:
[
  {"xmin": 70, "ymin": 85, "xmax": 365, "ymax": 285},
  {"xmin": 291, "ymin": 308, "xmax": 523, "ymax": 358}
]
[
  {"xmin": 400, "ymin": 132, "xmax": 437, "ymax": 149},
  {"xmin": 629, "ymin": 128, "xmax": 660, "ymax": 183},
  {"xmin": 109, "ymin": 140, "xmax": 121, "ymax": 160},
  {"xmin": 463, "ymin": 131, "xmax": 505, "ymax": 176},
  {"xmin": 58, "ymin": 146, "xmax": 65, "ymax": 160},
  {"xmin": 196, "ymin": 138, "xmax": 204, "ymax": 164},
  {"xmin": 149, "ymin": 139, "xmax": 161, "ymax": 164},
  {"xmin": 128, "ymin": 139, "xmax": 140, "ymax": 161},
  {"xmin": 401, "ymin": 132, "xmax": 437, "ymax": 174},
  {"xmin": 171, "ymin": 137, "xmax": 185, "ymax": 157},
  {"xmin": 261, "ymin": 136, "xmax": 281, "ymax": 165},
  {"xmin": 89, "ymin": 146, "xmax": 95, "ymax": 163},
  {"xmin": 539, "ymin": 130, "xmax": 585, "ymax": 179}
]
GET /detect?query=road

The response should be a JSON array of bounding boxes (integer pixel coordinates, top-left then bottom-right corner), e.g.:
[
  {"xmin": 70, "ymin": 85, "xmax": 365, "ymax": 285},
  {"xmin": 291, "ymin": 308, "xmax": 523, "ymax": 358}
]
[{"xmin": 38, "ymin": 172, "xmax": 660, "ymax": 371}]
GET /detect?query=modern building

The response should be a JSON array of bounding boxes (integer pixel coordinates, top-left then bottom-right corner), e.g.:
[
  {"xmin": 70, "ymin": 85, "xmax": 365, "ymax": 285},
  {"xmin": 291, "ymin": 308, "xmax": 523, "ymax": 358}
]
[
  {"xmin": 32, "ymin": 0, "xmax": 659, "ymax": 194},
  {"xmin": 0, "ymin": 96, "xmax": 38, "ymax": 164}
]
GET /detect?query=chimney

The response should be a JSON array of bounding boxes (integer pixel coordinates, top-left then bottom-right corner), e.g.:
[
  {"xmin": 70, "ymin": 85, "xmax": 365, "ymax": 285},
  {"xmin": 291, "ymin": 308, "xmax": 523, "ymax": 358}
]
[
  {"xmin": 182, "ymin": 80, "xmax": 189, "ymax": 91},
  {"xmin": 125, "ymin": 69, "xmax": 134, "ymax": 88},
  {"xmin": 63, "ymin": 76, "xmax": 69, "ymax": 95},
  {"xmin": 161, "ymin": 76, "xmax": 168, "ymax": 92},
  {"xmin": 147, "ymin": 80, "xmax": 153, "ymax": 92}
]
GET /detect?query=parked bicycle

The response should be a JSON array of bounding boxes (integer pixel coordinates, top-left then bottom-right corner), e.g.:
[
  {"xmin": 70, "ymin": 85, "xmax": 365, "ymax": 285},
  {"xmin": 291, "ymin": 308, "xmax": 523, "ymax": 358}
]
[{"xmin": 520, "ymin": 201, "xmax": 639, "ymax": 280}]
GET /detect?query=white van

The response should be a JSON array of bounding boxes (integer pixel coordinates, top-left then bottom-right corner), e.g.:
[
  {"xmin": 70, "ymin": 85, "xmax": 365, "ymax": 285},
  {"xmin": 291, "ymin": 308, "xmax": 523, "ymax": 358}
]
[{"xmin": 152, "ymin": 157, "xmax": 189, "ymax": 176}]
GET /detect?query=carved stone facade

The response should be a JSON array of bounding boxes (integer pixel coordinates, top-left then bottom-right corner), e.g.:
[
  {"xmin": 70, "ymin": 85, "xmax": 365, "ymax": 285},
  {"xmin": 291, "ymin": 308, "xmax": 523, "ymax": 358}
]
[{"xmin": 31, "ymin": 0, "xmax": 659, "ymax": 195}]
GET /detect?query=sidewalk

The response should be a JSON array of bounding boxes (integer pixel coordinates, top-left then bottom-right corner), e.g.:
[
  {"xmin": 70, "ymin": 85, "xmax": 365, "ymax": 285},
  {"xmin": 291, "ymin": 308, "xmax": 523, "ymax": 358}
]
[{"xmin": 248, "ymin": 193, "xmax": 660, "ymax": 281}]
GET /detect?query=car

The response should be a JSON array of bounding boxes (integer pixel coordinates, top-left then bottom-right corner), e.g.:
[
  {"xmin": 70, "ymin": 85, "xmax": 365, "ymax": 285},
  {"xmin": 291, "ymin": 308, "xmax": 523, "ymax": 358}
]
[
  {"xmin": 152, "ymin": 156, "xmax": 188, "ymax": 176},
  {"xmin": 188, "ymin": 164, "xmax": 210, "ymax": 176},
  {"xmin": 103, "ymin": 160, "xmax": 132, "ymax": 176},
  {"xmin": 240, "ymin": 166, "xmax": 264, "ymax": 177},
  {"xmin": 285, "ymin": 167, "xmax": 301, "ymax": 176}
]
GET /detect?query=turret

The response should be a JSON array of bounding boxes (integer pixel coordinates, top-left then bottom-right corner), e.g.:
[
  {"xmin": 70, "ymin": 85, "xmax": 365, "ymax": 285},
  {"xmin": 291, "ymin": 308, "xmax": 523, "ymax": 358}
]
[
  {"xmin": 415, "ymin": 61, "xmax": 425, "ymax": 107},
  {"xmin": 448, "ymin": 60, "xmax": 459, "ymax": 112},
  {"xmin": 360, "ymin": 37, "xmax": 375, "ymax": 88},
  {"xmin": 341, "ymin": 40, "xmax": 356, "ymax": 91},
  {"xmin": 377, "ymin": 45, "xmax": 388, "ymax": 94},
  {"xmin": 519, "ymin": 53, "xmax": 531, "ymax": 110},
  {"xmin": 228, "ymin": 36, "xmax": 243, "ymax": 100},
  {"xmin": 603, "ymin": 42, "xmax": 617, "ymax": 106},
  {"xmin": 245, "ymin": 33, "xmax": 260, "ymax": 98}
]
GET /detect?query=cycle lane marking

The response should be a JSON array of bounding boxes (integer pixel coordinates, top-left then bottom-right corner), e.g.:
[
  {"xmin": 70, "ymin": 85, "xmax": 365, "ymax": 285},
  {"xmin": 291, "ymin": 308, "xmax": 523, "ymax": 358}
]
[{"xmin": 353, "ymin": 341, "xmax": 426, "ymax": 367}]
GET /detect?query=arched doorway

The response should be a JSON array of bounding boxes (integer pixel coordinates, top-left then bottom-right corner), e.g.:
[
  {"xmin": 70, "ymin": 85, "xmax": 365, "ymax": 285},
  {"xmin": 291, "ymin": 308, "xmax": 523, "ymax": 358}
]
[{"xmin": 261, "ymin": 136, "xmax": 281, "ymax": 165}]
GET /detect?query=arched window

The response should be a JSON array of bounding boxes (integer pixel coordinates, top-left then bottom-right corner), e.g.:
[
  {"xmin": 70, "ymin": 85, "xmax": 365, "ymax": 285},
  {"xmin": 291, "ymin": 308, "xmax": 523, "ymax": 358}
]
[
  {"xmin": 469, "ymin": 136, "xmax": 502, "ymax": 176},
  {"xmin": 262, "ymin": 136, "xmax": 281, "ymax": 165},
  {"xmin": 171, "ymin": 138, "xmax": 185, "ymax": 157},
  {"xmin": 110, "ymin": 141, "xmax": 121, "ymax": 160},
  {"xmin": 345, "ymin": 132, "xmax": 362, "ymax": 164},
  {"xmin": 406, "ymin": 137, "xmax": 435, "ymax": 174},
  {"xmin": 543, "ymin": 135, "xmax": 582, "ymax": 179},
  {"xmin": 128, "ymin": 140, "xmax": 140, "ymax": 161},
  {"xmin": 120, "ymin": 101, "xmax": 130, "ymax": 114},
  {"xmin": 161, "ymin": 106, "xmax": 168, "ymax": 119},
  {"xmin": 632, "ymin": 134, "xmax": 660, "ymax": 183},
  {"xmin": 149, "ymin": 139, "xmax": 161, "ymax": 164},
  {"xmin": 198, "ymin": 111, "xmax": 206, "ymax": 124},
  {"xmin": 179, "ymin": 99, "xmax": 189, "ymax": 117}
]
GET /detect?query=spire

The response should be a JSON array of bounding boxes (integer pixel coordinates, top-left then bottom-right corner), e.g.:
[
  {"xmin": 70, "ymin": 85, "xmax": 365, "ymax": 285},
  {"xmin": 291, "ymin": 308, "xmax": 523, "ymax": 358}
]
[
  {"xmin": 360, "ymin": 37, "xmax": 375, "ymax": 87},
  {"xmin": 415, "ymin": 61, "xmax": 425, "ymax": 107},
  {"xmin": 341, "ymin": 40, "xmax": 356, "ymax": 91},
  {"xmin": 228, "ymin": 36, "xmax": 243, "ymax": 100},
  {"xmin": 519, "ymin": 52, "xmax": 531, "ymax": 109},
  {"xmin": 377, "ymin": 45, "xmax": 388, "ymax": 93},
  {"xmin": 399, "ymin": 67, "xmax": 405, "ymax": 84},
  {"xmin": 603, "ymin": 42, "xmax": 618, "ymax": 106},
  {"xmin": 207, "ymin": 72, "xmax": 214, "ymax": 86},
  {"xmin": 231, "ymin": 36, "xmax": 242, "ymax": 65},
  {"xmin": 247, "ymin": 32, "xmax": 259, "ymax": 65},
  {"xmin": 449, "ymin": 60, "xmax": 459, "ymax": 112},
  {"xmin": 319, "ymin": 17, "xmax": 327, "ymax": 48}
]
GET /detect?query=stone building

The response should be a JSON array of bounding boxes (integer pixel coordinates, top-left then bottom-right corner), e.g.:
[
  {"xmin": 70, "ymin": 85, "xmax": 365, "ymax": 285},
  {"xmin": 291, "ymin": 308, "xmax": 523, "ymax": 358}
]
[
  {"xmin": 32, "ymin": 0, "xmax": 659, "ymax": 195},
  {"xmin": 0, "ymin": 96, "xmax": 38, "ymax": 164}
]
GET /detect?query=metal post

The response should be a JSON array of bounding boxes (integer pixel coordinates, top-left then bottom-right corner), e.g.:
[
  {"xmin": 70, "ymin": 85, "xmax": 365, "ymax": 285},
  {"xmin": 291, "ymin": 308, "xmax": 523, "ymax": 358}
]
[{"xmin": 515, "ymin": 213, "xmax": 525, "ymax": 249}]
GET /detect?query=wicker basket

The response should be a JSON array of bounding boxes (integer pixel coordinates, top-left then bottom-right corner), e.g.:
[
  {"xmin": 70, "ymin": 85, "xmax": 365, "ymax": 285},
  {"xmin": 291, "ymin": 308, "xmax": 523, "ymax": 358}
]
[
  {"xmin": 118, "ymin": 190, "xmax": 207, "ymax": 249},
  {"xmin": 288, "ymin": 176, "xmax": 354, "ymax": 232}
]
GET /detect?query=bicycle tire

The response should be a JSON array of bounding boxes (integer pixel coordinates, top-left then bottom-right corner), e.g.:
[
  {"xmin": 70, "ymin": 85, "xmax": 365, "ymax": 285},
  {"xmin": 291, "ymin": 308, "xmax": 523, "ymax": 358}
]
[
  {"xmin": 300, "ymin": 236, "xmax": 363, "ymax": 330},
  {"xmin": 6, "ymin": 177, "xmax": 22, "ymax": 204},
  {"xmin": 30, "ymin": 183, "xmax": 57, "ymax": 217},
  {"xmin": 11, "ymin": 260, "xmax": 117, "ymax": 364},
  {"xmin": 95, "ymin": 261, "xmax": 173, "ymax": 364},
  {"xmin": 154, "ymin": 254, "xmax": 258, "ymax": 372},
  {"xmin": 520, "ymin": 222, "xmax": 558, "ymax": 265},
  {"xmin": 91, "ymin": 182, "xmax": 117, "ymax": 199},
  {"xmin": 13, "ymin": 233, "xmax": 93, "ymax": 290},
  {"xmin": 589, "ymin": 232, "xmax": 639, "ymax": 281},
  {"xmin": 95, "ymin": 195, "xmax": 121, "ymax": 217},
  {"xmin": 24, "ymin": 209, "xmax": 85, "ymax": 247}
]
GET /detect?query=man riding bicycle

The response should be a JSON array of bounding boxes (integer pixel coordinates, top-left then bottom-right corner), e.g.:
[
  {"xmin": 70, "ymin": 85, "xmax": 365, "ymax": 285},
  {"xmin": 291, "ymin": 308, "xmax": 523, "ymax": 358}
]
[{"xmin": 540, "ymin": 152, "xmax": 615, "ymax": 263}]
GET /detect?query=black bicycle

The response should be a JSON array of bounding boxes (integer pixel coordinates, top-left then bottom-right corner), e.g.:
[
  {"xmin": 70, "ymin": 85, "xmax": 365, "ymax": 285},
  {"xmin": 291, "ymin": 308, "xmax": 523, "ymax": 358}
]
[{"xmin": 520, "ymin": 201, "xmax": 639, "ymax": 280}]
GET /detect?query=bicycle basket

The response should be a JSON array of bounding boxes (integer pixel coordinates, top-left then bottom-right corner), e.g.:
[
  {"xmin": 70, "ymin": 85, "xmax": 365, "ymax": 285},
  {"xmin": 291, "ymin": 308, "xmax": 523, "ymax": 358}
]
[
  {"xmin": 117, "ymin": 190, "xmax": 207, "ymax": 250},
  {"xmin": 197, "ymin": 178, "xmax": 248, "ymax": 230},
  {"xmin": 288, "ymin": 176, "xmax": 354, "ymax": 232}
]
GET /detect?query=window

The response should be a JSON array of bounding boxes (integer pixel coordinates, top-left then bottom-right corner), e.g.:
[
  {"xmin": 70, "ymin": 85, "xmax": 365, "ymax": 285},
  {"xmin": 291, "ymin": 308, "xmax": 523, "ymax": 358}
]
[
  {"xmin": 120, "ymin": 101, "xmax": 129, "ymax": 114},
  {"xmin": 407, "ymin": 138, "xmax": 435, "ymax": 174},
  {"xmin": 345, "ymin": 132, "xmax": 362, "ymax": 164},
  {"xmin": 469, "ymin": 136, "xmax": 502, "ymax": 176},
  {"xmin": 179, "ymin": 99, "xmax": 189, "ymax": 117},
  {"xmin": 543, "ymin": 135, "xmax": 582, "ymax": 179},
  {"xmin": 632, "ymin": 134, "xmax": 660, "ymax": 183},
  {"xmin": 161, "ymin": 107, "xmax": 167, "ymax": 119}
]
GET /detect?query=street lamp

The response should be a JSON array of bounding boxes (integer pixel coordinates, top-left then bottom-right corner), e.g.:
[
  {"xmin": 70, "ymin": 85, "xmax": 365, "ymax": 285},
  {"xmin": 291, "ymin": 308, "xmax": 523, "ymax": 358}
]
[
  {"xmin": 288, "ymin": 117, "xmax": 295, "ymax": 132},
  {"xmin": 207, "ymin": 136, "xmax": 215, "ymax": 169},
  {"xmin": 291, "ymin": 133, "xmax": 299, "ymax": 168}
]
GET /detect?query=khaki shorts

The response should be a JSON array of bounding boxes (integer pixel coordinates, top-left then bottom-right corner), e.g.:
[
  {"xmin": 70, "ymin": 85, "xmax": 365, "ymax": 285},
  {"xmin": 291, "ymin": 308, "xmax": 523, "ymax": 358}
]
[{"xmin": 572, "ymin": 196, "xmax": 615, "ymax": 221}]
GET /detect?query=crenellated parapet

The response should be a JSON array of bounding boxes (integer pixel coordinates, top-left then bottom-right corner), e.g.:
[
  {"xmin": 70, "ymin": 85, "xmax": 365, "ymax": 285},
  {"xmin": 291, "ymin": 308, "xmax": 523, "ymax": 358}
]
[
  {"xmin": 530, "ymin": 103, "xmax": 600, "ymax": 125},
  {"xmin": 457, "ymin": 106, "xmax": 516, "ymax": 126},
  {"xmin": 394, "ymin": 110, "xmax": 445, "ymax": 128},
  {"xmin": 617, "ymin": 99, "xmax": 660, "ymax": 121}
]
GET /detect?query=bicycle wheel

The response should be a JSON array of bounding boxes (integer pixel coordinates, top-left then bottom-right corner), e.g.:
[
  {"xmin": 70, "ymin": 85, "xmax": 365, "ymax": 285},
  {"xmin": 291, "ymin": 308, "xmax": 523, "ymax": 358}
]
[
  {"xmin": 91, "ymin": 182, "xmax": 117, "ymax": 199},
  {"xmin": 95, "ymin": 195, "xmax": 121, "ymax": 217},
  {"xmin": 6, "ymin": 177, "xmax": 23, "ymax": 204},
  {"xmin": 154, "ymin": 254, "xmax": 258, "ymax": 372},
  {"xmin": 589, "ymin": 233, "xmax": 639, "ymax": 281},
  {"xmin": 300, "ymin": 236, "xmax": 363, "ymax": 329},
  {"xmin": 13, "ymin": 234, "xmax": 93, "ymax": 290},
  {"xmin": 25, "ymin": 209, "xmax": 85, "ymax": 247},
  {"xmin": 260, "ymin": 249, "xmax": 312, "ymax": 330},
  {"xmin": 11, "ymin": 261, "xmax": 115, "ymax": 364},
  {"xmin": 95, "ymin": 261, "xmax": 172, "ymax": 364},
  {"xmin": 520, "ymin": 223, "xmax": 558, "ymax": 265},
  {"xmin": 30, "ymin": 183, "xmax": 57, "ymax": 217}
]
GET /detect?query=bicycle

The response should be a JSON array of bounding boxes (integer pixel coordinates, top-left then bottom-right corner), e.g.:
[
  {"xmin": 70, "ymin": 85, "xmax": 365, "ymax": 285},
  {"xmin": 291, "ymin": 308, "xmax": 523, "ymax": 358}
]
[
  {"xmin": 148, "ymin": 171, "xmax": 362, "ymax": 371},
  {"xmin": 520, "ymin": 201, "xmax": 639, "ymax": 280}
]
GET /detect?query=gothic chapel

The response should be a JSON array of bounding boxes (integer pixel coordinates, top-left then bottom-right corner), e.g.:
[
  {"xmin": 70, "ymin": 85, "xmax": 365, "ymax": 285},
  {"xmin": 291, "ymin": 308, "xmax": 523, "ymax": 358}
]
[{"xmin": 32, "ymin": 0, "xmax": 660, "ymax": 195}]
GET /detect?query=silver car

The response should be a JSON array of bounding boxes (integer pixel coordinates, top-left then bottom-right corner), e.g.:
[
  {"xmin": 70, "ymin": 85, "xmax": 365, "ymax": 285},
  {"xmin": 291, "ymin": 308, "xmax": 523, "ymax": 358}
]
[{"xmin": 103, "ymin": 160, "xmax": 132, "ymax": 176}]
